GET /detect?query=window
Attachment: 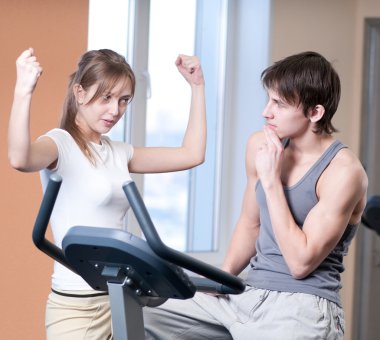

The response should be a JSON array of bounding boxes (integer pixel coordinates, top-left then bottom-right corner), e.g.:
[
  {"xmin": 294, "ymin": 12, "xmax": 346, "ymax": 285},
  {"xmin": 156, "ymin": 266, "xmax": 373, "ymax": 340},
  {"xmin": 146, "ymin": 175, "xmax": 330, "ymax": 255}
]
[
  {"xmin": 88, "ymin": 0, "xmax": 131, "ymax": 142},
  {"xmin": 143, "ymin": 0, "xmax": 196, "ymax": 252},
  {"xmin": 87, "ymin": 0, "xmax": 271, "ymax": 264},
  {"xmin": 144, "ymin": 0, "xmax": 228, "ymax": 252}
]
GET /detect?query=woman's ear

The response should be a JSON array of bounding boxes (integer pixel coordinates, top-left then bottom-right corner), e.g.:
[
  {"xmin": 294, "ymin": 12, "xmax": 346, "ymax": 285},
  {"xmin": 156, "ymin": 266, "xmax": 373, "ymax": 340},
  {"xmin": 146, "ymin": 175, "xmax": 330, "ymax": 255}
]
[
  {"xmin": 309, "ymin": 105, "xmax": 325, "ymax": 123},
  {"xmin": 73, "ymin": 84, "xmax": 85, "ymax": 105}
]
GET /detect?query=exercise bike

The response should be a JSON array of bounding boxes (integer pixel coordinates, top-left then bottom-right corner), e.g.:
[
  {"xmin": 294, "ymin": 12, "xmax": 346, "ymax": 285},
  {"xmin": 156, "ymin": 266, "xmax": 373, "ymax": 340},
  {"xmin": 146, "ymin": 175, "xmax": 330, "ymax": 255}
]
[{"xmin": 32, "ymin": 174, "xmax": 245, "ymax": 340}]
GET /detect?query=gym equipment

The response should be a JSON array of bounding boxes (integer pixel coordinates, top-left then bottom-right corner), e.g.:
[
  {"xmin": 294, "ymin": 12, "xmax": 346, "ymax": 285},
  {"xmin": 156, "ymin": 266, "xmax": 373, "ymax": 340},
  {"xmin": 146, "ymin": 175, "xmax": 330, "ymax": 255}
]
[
  {"xmin": 362, "ymin": 196, "xmax": 380, "ymax": 235},
  {"xmin": 32, "ymin": 174, "xmax": 245, "ymax": 340}
]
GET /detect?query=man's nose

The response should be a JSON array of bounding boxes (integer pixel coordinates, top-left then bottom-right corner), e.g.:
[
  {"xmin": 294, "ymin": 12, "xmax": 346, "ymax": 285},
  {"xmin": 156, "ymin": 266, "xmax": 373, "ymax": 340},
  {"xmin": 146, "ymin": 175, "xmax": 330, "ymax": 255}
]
[{"xmin": 262, "ymin": 105, "xmax": 274, "ymax": 119}]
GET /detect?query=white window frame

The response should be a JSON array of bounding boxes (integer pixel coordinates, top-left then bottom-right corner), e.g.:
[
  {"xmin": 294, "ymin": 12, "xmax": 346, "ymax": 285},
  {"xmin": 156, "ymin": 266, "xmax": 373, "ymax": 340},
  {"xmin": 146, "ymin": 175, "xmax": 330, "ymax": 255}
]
[{"xmin": 88, "ymin": 0, "xmax": 271, "ymax": 267}]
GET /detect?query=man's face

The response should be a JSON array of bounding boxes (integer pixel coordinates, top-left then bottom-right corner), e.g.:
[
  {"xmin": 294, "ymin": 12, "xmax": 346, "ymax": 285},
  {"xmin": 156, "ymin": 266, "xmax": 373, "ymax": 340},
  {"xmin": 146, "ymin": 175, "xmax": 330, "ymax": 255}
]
[{"xmin": 261, "ymin": 88, "xmax": 310, "ymax": 139}]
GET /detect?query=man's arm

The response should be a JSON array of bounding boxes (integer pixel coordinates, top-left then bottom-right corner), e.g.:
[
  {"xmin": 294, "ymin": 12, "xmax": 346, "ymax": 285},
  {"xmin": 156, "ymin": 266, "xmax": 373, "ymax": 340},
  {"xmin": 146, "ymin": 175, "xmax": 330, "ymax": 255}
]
[
  {"xmin": 257, "ymin": 127, "xmax": 368, "ymax": 279},
  {"xmin": 222, "ymin": 133, "xmax": 262, "ymax": 276}
]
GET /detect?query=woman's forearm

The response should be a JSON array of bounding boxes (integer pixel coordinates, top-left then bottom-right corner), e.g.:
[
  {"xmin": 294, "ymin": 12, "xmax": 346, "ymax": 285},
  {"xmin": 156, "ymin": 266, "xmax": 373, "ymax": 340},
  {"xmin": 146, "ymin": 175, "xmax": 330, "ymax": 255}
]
[{"xmin": 181, "ymin": 84, "xmax": 207, "ymax": 165}]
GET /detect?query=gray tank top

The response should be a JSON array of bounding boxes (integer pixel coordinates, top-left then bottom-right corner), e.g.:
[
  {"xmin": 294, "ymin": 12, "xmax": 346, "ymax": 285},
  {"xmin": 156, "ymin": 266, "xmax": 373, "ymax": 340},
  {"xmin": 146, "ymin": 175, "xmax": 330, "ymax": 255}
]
[{"xmin": 246, "ymin": 140, "xmax": 358, "ymax": 306}]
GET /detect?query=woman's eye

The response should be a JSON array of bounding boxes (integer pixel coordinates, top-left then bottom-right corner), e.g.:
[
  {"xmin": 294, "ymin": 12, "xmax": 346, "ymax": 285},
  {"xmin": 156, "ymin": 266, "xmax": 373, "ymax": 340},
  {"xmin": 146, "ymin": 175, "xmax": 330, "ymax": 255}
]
[
  {"xmin": 102, "ymin": 95, "xmax": 111, "ymax": 101},
  {"xmin": 119, "ymin": 98, "xmax": 130, "ymax": 105}
]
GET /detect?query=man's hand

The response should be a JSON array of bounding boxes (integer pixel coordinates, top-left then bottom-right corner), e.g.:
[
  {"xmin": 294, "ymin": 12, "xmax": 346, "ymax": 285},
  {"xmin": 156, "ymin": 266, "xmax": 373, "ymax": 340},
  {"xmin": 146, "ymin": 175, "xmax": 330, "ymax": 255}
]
[{"xmin": 255, "ymin": 126, "xmax": 284, "ymax": 188}]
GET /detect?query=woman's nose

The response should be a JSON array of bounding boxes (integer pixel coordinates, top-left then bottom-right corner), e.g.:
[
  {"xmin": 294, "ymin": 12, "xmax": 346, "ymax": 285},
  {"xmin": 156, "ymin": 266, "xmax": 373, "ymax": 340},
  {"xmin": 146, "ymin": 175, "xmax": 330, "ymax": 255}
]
[{"xmin": 109, "ymin": 100, "xmax": 120, "ymax": 116}]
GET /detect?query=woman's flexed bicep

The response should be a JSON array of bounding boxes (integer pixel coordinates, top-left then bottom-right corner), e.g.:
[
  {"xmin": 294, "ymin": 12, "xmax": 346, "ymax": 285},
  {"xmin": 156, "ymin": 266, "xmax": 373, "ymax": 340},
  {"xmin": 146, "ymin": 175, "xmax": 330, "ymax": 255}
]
[{"xmin": 129, "ymin": 55, "xmax": 206, "ymax": 174}]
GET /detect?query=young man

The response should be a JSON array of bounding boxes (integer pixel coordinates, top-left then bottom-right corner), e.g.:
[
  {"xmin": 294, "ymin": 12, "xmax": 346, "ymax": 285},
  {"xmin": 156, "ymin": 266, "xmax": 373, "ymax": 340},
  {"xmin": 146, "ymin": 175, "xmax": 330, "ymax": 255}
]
[{"xmin": 143, "ymin": 51, "xmax": 368, "ymax": 340}]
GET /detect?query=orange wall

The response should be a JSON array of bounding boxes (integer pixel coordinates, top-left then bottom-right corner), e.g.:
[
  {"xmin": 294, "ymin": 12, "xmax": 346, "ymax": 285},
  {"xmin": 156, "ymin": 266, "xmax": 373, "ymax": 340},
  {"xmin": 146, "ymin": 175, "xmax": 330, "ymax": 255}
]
[{"xmin": 0, "ymin": 1, "xmax": 88, "ymax": 338}]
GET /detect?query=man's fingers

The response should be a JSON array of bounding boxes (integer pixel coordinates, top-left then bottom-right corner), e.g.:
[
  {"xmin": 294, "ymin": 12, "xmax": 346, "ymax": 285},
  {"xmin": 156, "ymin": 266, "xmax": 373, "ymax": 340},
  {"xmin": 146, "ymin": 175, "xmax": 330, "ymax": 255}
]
[{"xmin": 264, "ymin": 126, "xmax": 283, "ymax": 149}]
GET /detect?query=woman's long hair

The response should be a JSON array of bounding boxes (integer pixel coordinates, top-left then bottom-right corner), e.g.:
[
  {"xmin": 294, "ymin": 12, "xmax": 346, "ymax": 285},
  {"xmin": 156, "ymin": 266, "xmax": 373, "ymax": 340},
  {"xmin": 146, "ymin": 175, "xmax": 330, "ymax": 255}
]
[{"xmin": 60, "ymin": 49, "xmax": 136, "ymax": 164}]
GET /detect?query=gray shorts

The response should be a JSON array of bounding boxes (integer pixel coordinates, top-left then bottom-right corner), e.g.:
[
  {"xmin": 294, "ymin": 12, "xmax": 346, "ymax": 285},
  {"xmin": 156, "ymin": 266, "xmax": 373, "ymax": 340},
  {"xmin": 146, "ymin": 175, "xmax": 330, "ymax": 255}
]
[{"xmin": 144, "ymin": 287, "xmax": 345, "ymax": 340}]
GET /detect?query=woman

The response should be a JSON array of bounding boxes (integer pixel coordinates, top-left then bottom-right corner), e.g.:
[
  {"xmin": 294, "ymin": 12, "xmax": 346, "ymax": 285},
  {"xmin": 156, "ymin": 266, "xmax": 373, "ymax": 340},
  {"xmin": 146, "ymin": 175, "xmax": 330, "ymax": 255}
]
[{"xmin": 8, "ymin": 47, "xmax": 206, "ymax": 339}]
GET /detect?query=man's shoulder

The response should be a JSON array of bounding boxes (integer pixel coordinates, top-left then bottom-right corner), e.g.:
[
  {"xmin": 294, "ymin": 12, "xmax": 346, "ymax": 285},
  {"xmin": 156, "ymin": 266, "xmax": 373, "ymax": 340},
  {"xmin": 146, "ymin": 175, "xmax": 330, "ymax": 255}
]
[
  {"xmin": 332, "ymin": 146, "xmax": 366, "ymax": 175},
  {"xmin": 322, "ymin": 145, "xmax": 368, "ymax": 192},
  {"xmin": 247, "ymin": 131, "xmax": 265, "ymax": 150},
  {"xmin": 318, "ymin": 144, "xmax": 368, "ymax": 221}
]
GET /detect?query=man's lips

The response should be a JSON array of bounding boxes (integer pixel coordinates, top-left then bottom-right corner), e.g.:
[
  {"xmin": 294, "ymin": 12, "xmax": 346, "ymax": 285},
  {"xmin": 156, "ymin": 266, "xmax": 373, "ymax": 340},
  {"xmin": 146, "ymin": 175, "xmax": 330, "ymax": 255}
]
[{"xmin": 266, "ymin": 123, "xmax": 276, "ymax": 129}]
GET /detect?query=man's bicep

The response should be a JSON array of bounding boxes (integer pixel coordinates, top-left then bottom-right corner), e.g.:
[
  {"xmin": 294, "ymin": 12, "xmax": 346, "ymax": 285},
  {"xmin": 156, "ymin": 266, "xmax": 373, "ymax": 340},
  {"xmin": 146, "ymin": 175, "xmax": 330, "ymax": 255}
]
[
  {"xmin": 303, "ymin": 202, "xmax": 349, "ymax": 254},
  {"xmin": 303, "ymin": 168, "xmax": 366, "ymax": 262},
  {"xmin": 318, "ymin": 164, "xmax": 367, "ymax": 224}
]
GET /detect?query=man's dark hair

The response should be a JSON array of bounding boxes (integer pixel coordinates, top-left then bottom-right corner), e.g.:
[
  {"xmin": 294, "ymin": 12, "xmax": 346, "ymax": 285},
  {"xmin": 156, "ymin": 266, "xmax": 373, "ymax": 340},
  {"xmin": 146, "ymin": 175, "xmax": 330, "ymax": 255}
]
[{"xmin": 261, "ymin": 51, "xmax": 340, "ymax": 134}]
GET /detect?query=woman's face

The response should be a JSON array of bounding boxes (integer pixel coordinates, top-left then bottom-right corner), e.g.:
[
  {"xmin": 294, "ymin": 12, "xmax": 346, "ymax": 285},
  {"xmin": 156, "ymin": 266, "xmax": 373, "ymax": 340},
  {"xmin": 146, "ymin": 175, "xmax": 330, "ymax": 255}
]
[{"xmin": 75, "ymin": 78, "xmax": 133, "ymax": 144}]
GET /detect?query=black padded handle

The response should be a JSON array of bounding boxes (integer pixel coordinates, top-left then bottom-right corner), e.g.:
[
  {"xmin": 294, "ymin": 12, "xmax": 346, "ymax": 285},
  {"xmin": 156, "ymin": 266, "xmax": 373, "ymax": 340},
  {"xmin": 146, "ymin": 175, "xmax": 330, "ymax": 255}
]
[
  {"xmin": 190, "ymin": 277, "xmax": 243, "ymax": 295},
  {"xmin": 32, "ymin": 174, "xmax": 77, "ymax": 273},
  {"xmin": 123, "ymin": 180, "xmax": 246, "ymax": 294}
]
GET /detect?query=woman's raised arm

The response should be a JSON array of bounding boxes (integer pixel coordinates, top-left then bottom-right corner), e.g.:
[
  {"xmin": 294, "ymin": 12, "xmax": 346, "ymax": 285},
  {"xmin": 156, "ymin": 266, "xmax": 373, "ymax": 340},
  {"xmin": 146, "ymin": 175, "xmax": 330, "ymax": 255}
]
[
  {"xmin": 129, "ymin": 55, "xmax": 206, "ymax": 174},
  {"xmin": 8, "ymin": 48, "xmax": 58, "ymax": 172}
]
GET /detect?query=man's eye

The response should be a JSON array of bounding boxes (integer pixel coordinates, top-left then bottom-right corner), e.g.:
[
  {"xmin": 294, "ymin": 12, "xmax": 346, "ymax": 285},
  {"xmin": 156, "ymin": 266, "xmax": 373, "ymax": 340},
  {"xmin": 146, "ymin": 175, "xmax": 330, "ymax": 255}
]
[{"xmin": 274, "ymin": 99, "xmax": 284, "ymax": 107}]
